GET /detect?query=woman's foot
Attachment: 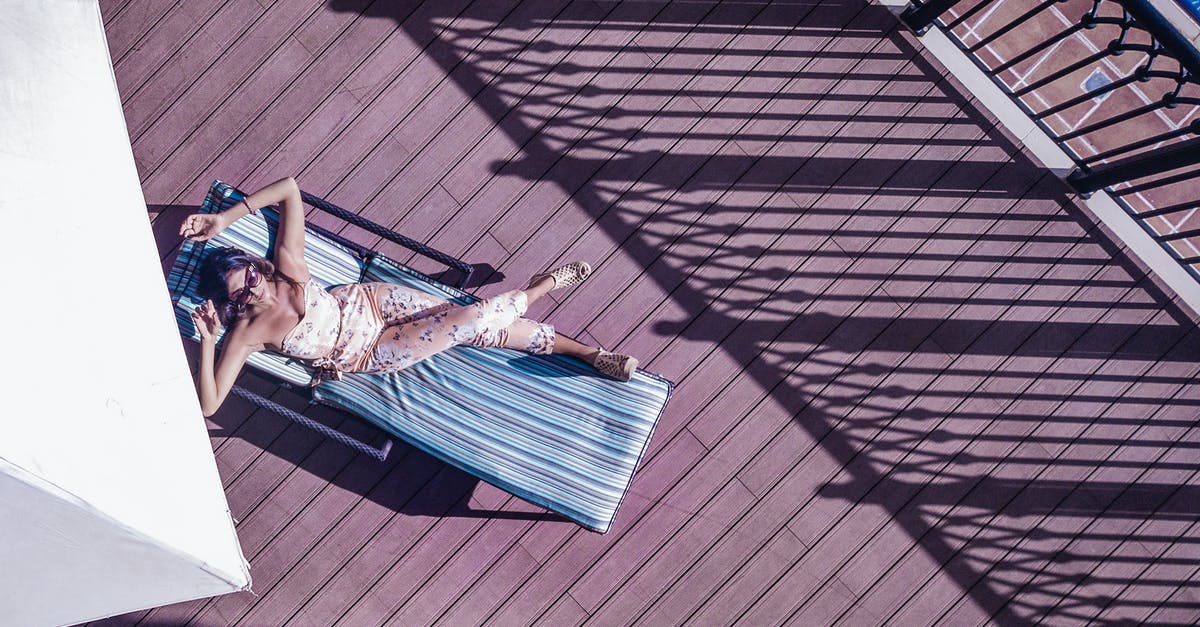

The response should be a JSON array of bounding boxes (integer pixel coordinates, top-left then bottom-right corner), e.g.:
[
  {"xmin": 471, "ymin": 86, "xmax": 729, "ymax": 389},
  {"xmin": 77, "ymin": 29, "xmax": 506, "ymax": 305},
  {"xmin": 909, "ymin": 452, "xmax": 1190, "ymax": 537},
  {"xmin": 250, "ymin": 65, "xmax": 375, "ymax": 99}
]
[
  {"xmin": 530, "ymin": 261, "xmax": 592, "ymax": 291},
  {"xmin": 591, "ymin": 349, "xmax": 638, "ymax": 382}
]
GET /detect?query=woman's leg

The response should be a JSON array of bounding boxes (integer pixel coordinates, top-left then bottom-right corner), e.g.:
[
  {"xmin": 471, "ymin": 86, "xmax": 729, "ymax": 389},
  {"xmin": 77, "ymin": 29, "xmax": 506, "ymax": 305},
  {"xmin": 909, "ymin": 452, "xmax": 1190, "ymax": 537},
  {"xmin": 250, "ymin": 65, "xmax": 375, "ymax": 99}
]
[
  {"xmin": 468, "ymin": 320, "xmax": 611, "ymax": 370},
  {"xmin": 548, "ymin": 333, "xmax": 599, "ymax": 361},
  {"xmin": 464, "ymin": 281, "xmax": 634, "ymax": 379},
  {"xmin": 467, "ymin": 317, "xmax": 555, "ymax": 355},
  {"xmin": 364, "ymin": 282, "xmax": 453, "ymax": 325},
  {"xmin": 364, "ymin": 289, "xmax": 531, "ymax": 373},
  {"xmin": 360, "ymin": 271, "xmax": 634, "ymax": 379}
]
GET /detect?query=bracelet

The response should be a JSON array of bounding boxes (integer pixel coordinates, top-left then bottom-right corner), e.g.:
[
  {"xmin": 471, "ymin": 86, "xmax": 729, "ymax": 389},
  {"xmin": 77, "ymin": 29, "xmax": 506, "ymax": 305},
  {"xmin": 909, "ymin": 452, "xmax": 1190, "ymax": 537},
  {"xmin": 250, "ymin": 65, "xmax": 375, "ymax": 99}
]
[{"xmin": 242, "ymin": 199, "xmax": 259, "ymax": 216}]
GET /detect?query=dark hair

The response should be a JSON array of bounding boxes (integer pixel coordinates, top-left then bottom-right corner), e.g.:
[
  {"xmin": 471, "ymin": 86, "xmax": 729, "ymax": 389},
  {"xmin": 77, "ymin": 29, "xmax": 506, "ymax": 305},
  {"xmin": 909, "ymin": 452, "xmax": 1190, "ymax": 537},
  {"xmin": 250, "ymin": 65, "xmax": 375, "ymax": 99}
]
[{"xmin": 197, "ymin": 247, "xmax": 298, "ymax": 325}]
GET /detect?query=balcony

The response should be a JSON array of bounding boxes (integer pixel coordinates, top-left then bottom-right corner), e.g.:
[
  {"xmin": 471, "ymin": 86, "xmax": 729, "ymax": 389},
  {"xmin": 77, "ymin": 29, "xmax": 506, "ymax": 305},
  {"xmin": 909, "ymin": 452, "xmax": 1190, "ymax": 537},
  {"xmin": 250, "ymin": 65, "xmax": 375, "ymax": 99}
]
[{"xmin": 101, "ymin": 0, "xmax": 1200, "ymax": 623}]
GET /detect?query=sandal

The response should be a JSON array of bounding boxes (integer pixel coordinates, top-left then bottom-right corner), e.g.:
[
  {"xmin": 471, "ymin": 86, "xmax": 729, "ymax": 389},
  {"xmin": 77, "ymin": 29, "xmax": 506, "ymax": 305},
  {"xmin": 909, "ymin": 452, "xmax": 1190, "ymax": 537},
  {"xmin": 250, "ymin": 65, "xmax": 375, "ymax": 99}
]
[
  {"xmin": 531, "ymin": 261, "xmax": 592, "ymax": 291},
  {"xmin": 593, "ymin": 350, "xmax": 638, "ymax": 381}
]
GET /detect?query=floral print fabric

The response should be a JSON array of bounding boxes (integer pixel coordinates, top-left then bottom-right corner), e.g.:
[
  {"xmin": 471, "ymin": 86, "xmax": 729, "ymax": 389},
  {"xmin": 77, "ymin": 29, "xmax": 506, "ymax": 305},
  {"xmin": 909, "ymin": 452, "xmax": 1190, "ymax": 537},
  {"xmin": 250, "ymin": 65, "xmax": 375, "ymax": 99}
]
[{"xmin": 279, "ymin": 280, "xmax": 555, "ymax": 377}]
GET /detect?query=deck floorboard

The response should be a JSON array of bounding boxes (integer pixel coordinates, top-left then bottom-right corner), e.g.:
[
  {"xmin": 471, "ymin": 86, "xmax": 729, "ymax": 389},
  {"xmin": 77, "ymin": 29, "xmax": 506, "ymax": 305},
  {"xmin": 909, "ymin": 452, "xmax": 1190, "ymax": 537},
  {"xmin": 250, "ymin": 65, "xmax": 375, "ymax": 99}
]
[{"xmin": 101, "ymin": 0, "xmax": 1200, "ymax": 623}]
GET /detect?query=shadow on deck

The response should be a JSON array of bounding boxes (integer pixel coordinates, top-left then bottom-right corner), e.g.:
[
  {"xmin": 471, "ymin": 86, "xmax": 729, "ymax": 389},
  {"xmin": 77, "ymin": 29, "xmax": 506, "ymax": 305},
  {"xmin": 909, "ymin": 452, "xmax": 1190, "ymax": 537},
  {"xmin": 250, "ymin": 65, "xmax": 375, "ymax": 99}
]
[{"xmin": 107, "ymin": 0, "xmax": 1200, "ymax": 623}]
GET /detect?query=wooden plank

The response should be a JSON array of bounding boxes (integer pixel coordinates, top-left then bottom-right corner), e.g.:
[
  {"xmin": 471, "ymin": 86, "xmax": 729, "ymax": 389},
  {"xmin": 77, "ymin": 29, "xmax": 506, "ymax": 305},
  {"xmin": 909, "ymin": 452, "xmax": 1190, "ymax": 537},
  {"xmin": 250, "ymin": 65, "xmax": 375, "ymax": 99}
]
[
  {"xmin": 922, "ymin": 338, "xmax": 1191, "ymax": 622},
  {"xmin": 245, "ymin": 0, "xmax": 478, "ymax": 198},
  {"xmin": 371, "ymin": 0, "xmax": 656, "ymax": 267},
  {"xmin": 535, "ymin": 593, "xmax": 591, "ymax": 626},
  {"xmin": 434, "ymin": 543, "xmax": 542, "ymax": 625},
  {"xmin": 758, "ymin": 261, "xmax": 1123, "ymax": 619},
  {"xmin": 878, "ymin": 309, "xmax": 1195, "ymax": 614},
  {"xmin": 828, "ymin": 298, "xmax": 1186, "ymax": 624},
  {"xmin": 335, "ymin": 431, "xmax": 704, "ymax": 625},
  {"xmin": 624, "ymin": 57, "xmax": 966, "ymax": 453},
  {"xmin": 143, "ymin": 427, "xmax": 361, "ymax": 624},
  {"xmin": 566, "ymin": 41, "xmax": 969, "ymax": 612},
  {"xmin": 720, "ymin": 174, "xmax": 1104, "ymax": 619},
  {"xmin": 1094, "ymin": 517, "xmax": 1200, "ymax": 624},
  {"xmin": 153, "ymin": 0, "xmax": 402, "ymax": 203},
  {"xmin": 700, "ymin": 144, "xmax": 1017, "ymax": 468},
  {"xmin": 109, "ymin": 1, "xmax": 1200, "ymax": 624},
  {"xmin": 845, "ymin": 327, "xmax": 1196, "ymax": 622},
  {"xmin": 657, "ymin": 69, "xmax": 964, "ymax": 444},
  {"xmin": 206, "ymin": 445, "xmax": 433, "ymax": 625},
  {"xmin": 639, "ymin": 506, "xmax": 807, "ymax": 624},
  {"xmin": 485, "ymin": 431, "xmax": 708, "ymax": 624},
  {"xmin": 120, "ymin": 0, "xmax": 270, "ymax": 141},
  {"xmin": 728, "ymin": 159, "xmax": 1062, "ymax": 615},
  {"xmin": 192, "ymin": 451, "xmax": 389, "ymax": 624},
  {"xmin": 260, "ymin": 8, "xmax": 667, "ymax": 619},
  {"xmin": 979, "ymin": 360, "xmax": 1198, "ymax": 620},
  {"xmin": 585, "ymin": 480, "xmax": 756, "ymax": 623},
  {"xmin": 485, "ymin": 0, "xmax": 798, "ymax": 323},
  {"xmin": 306, "ymin": 0, "xmax": 569, "ymax": 238},
  {"xmin": 408, "ymin": 8, "xmax": 787, "ymax": 600},
  {"xmin": 686, "ymin": 527, "xmax": 809, "ymax": 625},
  {"xmin": 435, "ymin": 0, "xmax": 661, "ymax": 209},
  {"xmin": 988, "ymin": 355, "xmax": 1200, "ymax": 623},
  {"xmin": 476, "ymin": 0, "xmax": 728, "ymax": 262},
  {"xmin": 111, "ymin": 0, "xmax": 232, "ymax": 105},
  {"xmin": 477, "ymin": 0, "xmax": 873, "ymax": 614},
  {"xmin": 142, "ymin": 38, "xmax": 316, "ymax": 194},
  {"xmin": 129, "ymin": 0, "xmax": 321, "ymax": 186},
  {"xmin": 101, "ymin": 0, "xmax": 180, "ymax": 63},
  {"xmin": 97, "ymin": 0, "xmax": 134, "ymax": 23},
  {"xmin": 386, "ymin": 515, "xmax": 538, "ymax": 624},
  {"xmin": 1081, "ymin": 460, "xmax": 1200, "ymax": 623},
  {"xmin": 284, "ymin": 463, "xmax": 483, "ymax": 625}
]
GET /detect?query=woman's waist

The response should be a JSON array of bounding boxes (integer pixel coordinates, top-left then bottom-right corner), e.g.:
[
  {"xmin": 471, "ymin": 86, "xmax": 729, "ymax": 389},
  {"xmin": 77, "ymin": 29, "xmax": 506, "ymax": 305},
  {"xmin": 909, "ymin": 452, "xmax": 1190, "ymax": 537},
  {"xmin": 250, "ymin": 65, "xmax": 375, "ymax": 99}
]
[{"xmin": 317, "ymin": 284, "xmax": 388, "ymax": 370}]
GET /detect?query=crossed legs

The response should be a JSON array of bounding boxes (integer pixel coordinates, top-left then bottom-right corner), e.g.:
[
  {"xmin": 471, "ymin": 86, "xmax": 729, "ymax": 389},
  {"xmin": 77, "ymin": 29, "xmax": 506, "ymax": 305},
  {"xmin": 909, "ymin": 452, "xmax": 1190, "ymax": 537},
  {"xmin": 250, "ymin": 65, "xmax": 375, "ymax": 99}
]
[{"xmin": 360, "ymin": 263, "xmax": 635, "ymax": 379}]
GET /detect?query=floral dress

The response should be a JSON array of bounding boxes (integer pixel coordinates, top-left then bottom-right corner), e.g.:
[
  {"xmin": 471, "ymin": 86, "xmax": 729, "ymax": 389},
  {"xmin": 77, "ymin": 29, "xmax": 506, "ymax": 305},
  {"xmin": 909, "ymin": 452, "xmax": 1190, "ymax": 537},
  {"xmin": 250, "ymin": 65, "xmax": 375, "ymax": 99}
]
[{"xmin": 280, "ymin": 280, "xmax": 555, "ymax": 381}]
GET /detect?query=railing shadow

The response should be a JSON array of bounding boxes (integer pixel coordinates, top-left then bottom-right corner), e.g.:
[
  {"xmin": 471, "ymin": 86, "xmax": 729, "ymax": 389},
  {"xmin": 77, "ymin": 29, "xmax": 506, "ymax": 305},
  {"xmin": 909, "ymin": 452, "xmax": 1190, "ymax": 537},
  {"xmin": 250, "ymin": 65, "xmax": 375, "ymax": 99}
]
[{"xmin": 265, "ymin": 0, "xmax": 1199, "ymax": 623}]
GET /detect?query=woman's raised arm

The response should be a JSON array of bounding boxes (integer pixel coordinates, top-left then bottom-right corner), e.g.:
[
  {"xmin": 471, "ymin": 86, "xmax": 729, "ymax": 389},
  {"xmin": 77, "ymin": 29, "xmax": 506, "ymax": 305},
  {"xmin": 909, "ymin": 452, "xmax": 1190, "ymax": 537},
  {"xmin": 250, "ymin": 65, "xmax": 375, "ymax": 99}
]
[
  {"xmin": 246, "ymin": 177, "xmax": 308, "ymax": 282},
  {"xmin": 179, "ymin": 177, "xmax": 309, "ymax": 281}
]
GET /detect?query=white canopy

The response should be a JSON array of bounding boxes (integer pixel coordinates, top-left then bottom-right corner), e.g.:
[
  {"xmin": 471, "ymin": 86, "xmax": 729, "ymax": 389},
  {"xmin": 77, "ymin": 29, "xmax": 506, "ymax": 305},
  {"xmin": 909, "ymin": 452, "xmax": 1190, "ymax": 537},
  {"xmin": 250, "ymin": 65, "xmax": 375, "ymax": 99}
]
[{"xmin": 0, "ymin": 2, "xmax": 251, "ymax": 624}]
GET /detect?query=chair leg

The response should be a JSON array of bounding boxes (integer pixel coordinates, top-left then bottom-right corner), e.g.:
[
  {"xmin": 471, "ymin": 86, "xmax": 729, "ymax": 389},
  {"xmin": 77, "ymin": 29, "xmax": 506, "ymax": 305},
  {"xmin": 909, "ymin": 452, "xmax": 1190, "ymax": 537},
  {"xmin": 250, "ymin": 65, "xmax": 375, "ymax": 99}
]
[{"xmin": 229, "ymin": 385, "xmax": 392, "ymax": 462}]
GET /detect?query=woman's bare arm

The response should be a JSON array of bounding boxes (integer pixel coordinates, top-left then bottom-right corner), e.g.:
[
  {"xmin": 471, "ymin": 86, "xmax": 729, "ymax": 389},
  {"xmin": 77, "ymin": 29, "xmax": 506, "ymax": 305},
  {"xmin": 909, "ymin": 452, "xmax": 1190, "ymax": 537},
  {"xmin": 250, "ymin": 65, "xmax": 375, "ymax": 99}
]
[
  {"xmin": 251, "ymin": 177, "xmax": 308, "ymax": 282},
  {"xmin": 240, "ymin": 176, "xmax": 307, "ymax": 282},
  {"xmin": 179, "ymin": 177, "xmax": 309, "ymax": 281},
  {"xmin": 192, "ymin": 301, "xmax": 260, "ymax": 417}
]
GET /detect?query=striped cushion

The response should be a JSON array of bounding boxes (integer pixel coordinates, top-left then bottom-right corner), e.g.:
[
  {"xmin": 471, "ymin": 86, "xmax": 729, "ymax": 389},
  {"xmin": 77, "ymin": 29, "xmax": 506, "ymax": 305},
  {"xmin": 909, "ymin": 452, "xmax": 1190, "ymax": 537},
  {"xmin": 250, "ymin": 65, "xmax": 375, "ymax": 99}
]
[
  {"xmin": 169, "ymin": 181, "xmax": 673, "ymax": 532},
  {"xmin": 319, "ymin": 254, "xmax": 673, "ymax": 532},
  {"xmin": 167, "ymin": 180, "xmax": 364, "ymax": 386}
]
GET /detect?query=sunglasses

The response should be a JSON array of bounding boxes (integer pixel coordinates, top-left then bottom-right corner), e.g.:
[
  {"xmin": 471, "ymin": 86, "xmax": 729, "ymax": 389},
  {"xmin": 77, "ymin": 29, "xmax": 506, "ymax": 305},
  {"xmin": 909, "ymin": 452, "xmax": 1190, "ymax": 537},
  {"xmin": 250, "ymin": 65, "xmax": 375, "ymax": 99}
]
[{"xmin": 230, "ymin": 265, "xmax": 261, "ymax": 309}]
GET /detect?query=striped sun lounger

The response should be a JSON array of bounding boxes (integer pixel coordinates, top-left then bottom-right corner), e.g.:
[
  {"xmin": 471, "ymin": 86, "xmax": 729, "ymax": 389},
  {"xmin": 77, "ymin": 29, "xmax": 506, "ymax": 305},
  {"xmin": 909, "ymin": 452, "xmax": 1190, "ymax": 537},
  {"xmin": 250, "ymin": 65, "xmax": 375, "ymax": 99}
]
[{"xmin": 168, "ymin": 180, "xmax": 673, "ymax": 533}]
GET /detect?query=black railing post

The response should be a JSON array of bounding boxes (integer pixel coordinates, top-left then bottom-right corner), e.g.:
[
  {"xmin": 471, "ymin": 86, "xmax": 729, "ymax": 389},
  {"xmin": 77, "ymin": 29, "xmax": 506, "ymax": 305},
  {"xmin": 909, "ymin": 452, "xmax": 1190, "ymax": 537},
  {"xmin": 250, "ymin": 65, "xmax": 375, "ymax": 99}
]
[
  {"xmin": 901, "ymin": 0, "xmax": 966, "ymax": 35},
  {"xmin": 1067, "ymin": 132, "xmax": 1200, "ymax": 194}
]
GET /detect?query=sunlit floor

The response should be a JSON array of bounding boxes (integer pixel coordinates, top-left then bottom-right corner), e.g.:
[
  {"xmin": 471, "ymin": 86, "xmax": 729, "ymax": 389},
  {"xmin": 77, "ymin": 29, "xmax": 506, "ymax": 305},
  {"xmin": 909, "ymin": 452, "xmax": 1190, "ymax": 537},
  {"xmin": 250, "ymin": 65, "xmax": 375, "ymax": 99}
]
[{"xmin": 102, "ymin": 0, "xmax": 1200, "ymax": 624}]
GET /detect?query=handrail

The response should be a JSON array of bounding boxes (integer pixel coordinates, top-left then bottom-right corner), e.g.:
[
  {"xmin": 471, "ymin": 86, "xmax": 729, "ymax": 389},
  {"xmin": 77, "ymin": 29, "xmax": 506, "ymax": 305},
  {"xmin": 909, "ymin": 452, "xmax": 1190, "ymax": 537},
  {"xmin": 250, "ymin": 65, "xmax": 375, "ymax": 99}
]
[{"xmin": 898, "ymin": 0, "xmax": 1200, "ymax": 285}]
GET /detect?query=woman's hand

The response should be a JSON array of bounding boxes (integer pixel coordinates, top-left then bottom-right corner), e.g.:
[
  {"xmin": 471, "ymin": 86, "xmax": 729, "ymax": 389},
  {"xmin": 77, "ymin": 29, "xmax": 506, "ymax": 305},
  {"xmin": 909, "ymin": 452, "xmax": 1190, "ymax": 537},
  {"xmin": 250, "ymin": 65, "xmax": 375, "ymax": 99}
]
[
  {"xmin": 180, "ymin": 213, "xmax": 227, "ymax": 241},
  {"xmin": 191, "ymin": 300, "xmax": 223, "ymax": 342}
]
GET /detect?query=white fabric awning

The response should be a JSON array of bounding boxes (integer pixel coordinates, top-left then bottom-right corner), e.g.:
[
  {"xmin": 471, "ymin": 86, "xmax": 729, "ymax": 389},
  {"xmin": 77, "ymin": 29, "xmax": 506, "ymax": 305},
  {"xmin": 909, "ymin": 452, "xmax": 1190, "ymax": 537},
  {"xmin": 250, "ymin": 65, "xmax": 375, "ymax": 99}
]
[{"xmin": 0, "ymin": 2, "xmax": 251, "ymax": 624}]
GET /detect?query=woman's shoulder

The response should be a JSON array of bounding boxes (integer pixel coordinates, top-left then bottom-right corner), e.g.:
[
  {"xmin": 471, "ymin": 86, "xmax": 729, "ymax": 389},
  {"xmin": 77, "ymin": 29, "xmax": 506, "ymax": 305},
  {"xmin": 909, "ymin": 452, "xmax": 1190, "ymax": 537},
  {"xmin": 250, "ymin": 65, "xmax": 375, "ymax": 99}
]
[{"xmin": 223, "ymin": 316, "xmax": 268, "ymax": 354}]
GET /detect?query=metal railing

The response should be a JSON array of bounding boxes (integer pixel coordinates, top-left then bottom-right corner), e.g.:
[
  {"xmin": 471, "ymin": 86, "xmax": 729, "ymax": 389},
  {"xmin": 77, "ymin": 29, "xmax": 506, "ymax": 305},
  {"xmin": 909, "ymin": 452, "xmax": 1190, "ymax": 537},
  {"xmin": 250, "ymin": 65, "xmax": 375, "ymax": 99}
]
[{"xmin": 901, "ymin": 0, "xmax": 1200, "ymax": 270}]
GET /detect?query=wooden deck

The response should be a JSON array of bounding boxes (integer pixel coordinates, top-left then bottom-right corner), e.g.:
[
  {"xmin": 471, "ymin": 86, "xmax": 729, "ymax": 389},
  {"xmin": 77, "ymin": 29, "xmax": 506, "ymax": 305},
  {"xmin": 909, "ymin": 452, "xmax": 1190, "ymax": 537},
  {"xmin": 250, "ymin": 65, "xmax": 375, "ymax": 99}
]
[{"xmin": 100, "ymin": 0, "xmax": 1200, "ymax": 624}]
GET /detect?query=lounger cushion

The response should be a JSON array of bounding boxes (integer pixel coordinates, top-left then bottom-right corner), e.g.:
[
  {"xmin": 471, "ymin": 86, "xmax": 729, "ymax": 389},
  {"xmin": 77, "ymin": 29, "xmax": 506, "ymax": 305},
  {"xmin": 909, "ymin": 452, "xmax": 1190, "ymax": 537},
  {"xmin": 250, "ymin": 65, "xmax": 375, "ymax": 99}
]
[
  {"xmin": 319, "ymin": 254, "xmax": 673, "ymax": 532},
  {"xmin": 170, "ymin": 181, "xmax": 672, "ymax": 533}
]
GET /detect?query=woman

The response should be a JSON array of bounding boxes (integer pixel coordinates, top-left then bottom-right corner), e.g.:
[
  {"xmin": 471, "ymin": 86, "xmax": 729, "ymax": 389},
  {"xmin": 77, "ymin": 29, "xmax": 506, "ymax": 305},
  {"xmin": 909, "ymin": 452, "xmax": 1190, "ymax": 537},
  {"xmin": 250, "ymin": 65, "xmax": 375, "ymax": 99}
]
[{"xmin": 182, "ymin": 177, "xmax": 637, "ymax": 417}]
